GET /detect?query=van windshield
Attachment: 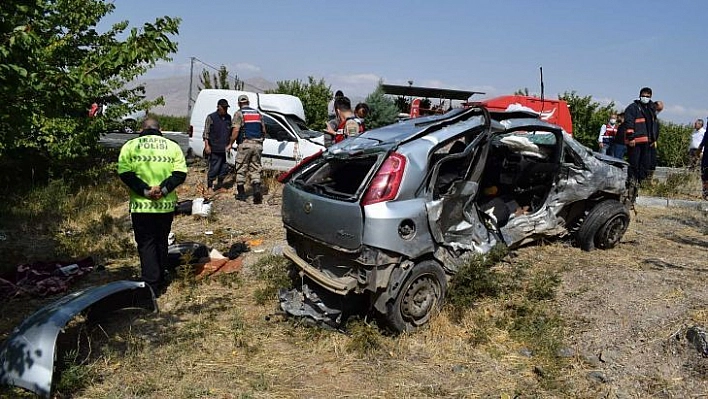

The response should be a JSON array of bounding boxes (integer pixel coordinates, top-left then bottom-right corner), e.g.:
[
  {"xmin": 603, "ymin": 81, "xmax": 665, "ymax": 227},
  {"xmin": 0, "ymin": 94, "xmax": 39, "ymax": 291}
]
[{"xmin": 283, "ymin": 115, "xmax": 307, "ymax": 134}]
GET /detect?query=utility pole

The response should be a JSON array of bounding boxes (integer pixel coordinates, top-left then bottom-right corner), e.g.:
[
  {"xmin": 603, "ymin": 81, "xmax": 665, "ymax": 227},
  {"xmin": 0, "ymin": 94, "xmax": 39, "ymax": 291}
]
[{"xmin": 187, "ymin": 56, "xmax": 195, "ymax": 116}]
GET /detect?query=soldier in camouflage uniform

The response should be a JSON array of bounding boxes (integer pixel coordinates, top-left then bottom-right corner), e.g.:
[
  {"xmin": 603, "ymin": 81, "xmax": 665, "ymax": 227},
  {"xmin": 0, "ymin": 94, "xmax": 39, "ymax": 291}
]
[{"xmin": 229, "ymin": 95, "xmax": 266, "ymax": 204}]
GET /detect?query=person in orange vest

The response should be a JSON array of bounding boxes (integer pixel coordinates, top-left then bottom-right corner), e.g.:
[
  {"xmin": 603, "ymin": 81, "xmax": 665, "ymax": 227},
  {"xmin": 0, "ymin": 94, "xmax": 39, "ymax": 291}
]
[
  {"xmin": 333, "ymin": 96, "xmax": 363, "ymax": 143},
  {"xmin": 597, "ymin": 113, "xmax": 619, "ymax": 156},
  {"xmin": 624, "ymin": 87, "xmax": 657, "ymax": 185}
]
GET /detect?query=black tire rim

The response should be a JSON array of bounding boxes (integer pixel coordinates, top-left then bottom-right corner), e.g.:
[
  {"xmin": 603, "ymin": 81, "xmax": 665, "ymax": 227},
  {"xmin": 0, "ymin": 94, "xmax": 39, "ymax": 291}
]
[
  {"xmin": 599, "ymin": 213, "xmax": 628, "ymax": 248},
  {"xmin": 400, "ymin": 274, "xmax": 441, "ymax": 327}
]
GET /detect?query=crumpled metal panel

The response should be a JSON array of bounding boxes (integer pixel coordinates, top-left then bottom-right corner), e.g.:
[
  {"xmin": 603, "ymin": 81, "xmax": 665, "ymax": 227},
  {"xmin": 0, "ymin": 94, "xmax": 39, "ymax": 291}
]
[
  {"xmin": 278, "ymin": 285, "xmax": 343, "ymax": 329},
  {"xmin": 500, "ymin": 133, "xmax": 628, "ymax": 245},
  {"xmin": 430, "ymin": 130, "xmax": 628, "ymax": 252},
  {"xmin": 0, "ymin": 280, "xmax": 156, "ymax": 398},
  {"xmin": 427, "ymin": 181, "xmax": 498, "ymax": 263}
]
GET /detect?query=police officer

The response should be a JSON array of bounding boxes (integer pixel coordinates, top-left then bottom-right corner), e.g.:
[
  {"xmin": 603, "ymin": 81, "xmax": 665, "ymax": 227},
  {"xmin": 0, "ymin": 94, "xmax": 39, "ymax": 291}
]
[
  {"xmin": 229, "ymin": 94, "xmax": 266, "ymax": 204},
  {"xmin": 118, "ymin": 118, "xmax": 187, "ymax": 295},
  {"xmin": 203, "ymin": 99, "xmax": 232, "ymax": 191}
]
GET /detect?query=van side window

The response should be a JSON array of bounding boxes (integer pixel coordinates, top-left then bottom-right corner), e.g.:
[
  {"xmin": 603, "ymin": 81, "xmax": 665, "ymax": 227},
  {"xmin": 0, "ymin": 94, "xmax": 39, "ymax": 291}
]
[{"xmin": 263, "ymin": 115, "xmax": 291, "ymax": 142}]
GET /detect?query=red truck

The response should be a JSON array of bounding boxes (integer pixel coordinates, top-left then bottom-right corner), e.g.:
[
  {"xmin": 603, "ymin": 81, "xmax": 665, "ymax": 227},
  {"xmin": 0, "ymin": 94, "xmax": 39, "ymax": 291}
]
[
  {"xmin": 381, "ymin": 84, "xmax": 573, "ymax": 134},
  {"xmin": 476, "ymin": 95, "xmax": 573, "ymax": 134}
]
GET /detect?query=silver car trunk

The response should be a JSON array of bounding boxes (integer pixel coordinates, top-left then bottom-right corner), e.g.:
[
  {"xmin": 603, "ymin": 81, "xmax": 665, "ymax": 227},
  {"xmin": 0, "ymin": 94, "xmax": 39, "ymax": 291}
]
[{"xmin": 282, "ymin": 148, "xmax": 387, "ymax": 251}]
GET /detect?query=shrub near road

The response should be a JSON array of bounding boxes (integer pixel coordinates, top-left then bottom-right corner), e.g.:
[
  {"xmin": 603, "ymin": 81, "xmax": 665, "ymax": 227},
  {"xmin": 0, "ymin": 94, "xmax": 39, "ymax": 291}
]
[{"xmin": 1, "ymin": 162, "xmax": 707, "ymax": 397}]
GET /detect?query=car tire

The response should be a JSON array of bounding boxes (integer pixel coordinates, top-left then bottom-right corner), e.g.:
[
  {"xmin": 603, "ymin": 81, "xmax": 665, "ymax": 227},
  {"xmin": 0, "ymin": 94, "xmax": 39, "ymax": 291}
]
[
  {"xmin": 382, "ymin": 260, "xmax": 446, "ymax": 333},
  {"xmin": 576, "ymin": 199, "xmax": 629, "ymax": 251}
]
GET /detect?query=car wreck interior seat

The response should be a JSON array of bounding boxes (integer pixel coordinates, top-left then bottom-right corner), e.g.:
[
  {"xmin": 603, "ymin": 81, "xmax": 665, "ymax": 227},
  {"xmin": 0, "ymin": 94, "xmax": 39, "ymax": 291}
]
[{"xmin": 434, "ymin": 140, "xmax": 469, "ymax": 197}]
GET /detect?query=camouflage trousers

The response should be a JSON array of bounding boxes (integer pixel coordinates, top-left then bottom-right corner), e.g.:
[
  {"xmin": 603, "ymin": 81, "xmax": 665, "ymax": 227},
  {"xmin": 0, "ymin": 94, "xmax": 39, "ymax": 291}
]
[{"xmin": 234, "ymin": 139, "xmax": 263, "ymax": 185}]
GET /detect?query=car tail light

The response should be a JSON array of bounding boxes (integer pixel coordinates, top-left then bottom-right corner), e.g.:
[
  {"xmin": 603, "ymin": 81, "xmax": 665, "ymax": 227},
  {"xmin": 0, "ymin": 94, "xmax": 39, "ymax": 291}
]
[
  {"xmin": 277, "ymin": 149, "xmax": 324, "ymax": 183},
  {"xmin": 188, "ymin": 125, "xmax": 193, "ymax": 138},
  {"xmin": 362, "ymin": 152, "xmax": 406, "ymax": 206}
]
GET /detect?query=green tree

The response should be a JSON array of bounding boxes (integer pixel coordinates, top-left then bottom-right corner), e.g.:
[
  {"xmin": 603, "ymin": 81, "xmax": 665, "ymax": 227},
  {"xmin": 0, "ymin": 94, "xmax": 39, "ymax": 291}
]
[
  {"xmin": 559, "ymin": 91, "xmax": 615, "ymax": 149},
  {"xmin": 365, "ymin": 82, "xmax": 399, "ymax": 129},
  {"xmin": 267, "ymin": 76, "xmax": 331, "ymax": 128},
  {"xmin": 656, "ymin": 120, "xmax": 692, "ymax": 167},
  {"xmin": 199, "ymin": 65, "xmax": 244, "ymax": 90},
  {"xmin": 0, "ymin": 0, "xmax": 180, "ymax": 164}
]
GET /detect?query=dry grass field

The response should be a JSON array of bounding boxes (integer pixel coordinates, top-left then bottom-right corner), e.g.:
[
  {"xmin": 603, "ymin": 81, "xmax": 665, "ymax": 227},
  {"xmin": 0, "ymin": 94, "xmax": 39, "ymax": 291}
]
[{"xmin": 1, "ymin": 162, "xmax": 707, "ymax": 398}]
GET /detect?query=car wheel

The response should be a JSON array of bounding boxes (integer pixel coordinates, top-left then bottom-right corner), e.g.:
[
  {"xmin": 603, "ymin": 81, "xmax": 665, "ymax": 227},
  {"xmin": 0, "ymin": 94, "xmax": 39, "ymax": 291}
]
[
  {"xmin": 383, "ymin": 260, "xmax": 446, "ymax": 333},
  {"xmin": 576, "ymin": 200, "xmax": 629, "ymax": 251}
]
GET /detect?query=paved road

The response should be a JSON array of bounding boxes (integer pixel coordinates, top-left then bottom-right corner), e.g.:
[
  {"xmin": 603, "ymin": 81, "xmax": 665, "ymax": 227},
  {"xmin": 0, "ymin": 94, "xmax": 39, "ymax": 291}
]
[{"xmin": 99, "ymin": 131, "xmax": 191, "ymax": 154}]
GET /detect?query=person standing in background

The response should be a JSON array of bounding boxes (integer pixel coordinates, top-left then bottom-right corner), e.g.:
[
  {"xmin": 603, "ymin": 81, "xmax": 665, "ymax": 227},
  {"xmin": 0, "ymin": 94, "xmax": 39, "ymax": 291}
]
[
  {"xmin": 597, "ymin": 113, "xmax": 619, "ymax": 155},
  {"xmin": 203, "ymin": 99, "xmax": 232, "ymax": 192},
  {"xmin": 688, "ymin": 119, "xmax": 705, "ymax": 170}
]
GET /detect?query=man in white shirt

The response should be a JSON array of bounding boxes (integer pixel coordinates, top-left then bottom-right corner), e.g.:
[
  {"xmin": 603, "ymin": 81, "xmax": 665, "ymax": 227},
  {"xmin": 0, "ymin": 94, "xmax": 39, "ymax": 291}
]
[{"xmin": 689, "ymin": 119, "xmax": 705, "ymax": 169}]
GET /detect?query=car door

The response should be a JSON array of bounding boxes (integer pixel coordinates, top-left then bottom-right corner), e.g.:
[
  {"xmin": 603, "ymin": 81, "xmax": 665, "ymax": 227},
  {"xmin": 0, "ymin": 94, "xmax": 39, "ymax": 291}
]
[
  {"xmin": 424, "ymin": 129, "xmax": 499, "ymax": 257},
  {"xmin": 262, "ymin": 114, "xmax": 298, "ymax": 171}
]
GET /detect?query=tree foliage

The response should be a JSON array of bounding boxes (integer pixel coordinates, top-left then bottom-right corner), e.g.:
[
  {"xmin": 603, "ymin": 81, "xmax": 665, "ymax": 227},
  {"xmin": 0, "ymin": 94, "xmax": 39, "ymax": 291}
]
[
  {"xmin": 266, "ymin": 76, "xmax": 331, "ymax": 128},
  {"xmin": 365, "ymin": 82, "xmax": 399, "ymax": 129},
  {"xmin": 559, "ymin": 91, "xmax": 615, "ymax": 149},
  {"xmin": 199, "ymin": 65, "xmax": 244, "ymax": 90},
  {"xmin": 0, "ymin": 0, "xmax": 180, "ymax": 164},
  {"xmin": 656, "ymin": 120, "xmax": 692, "ymax": 167}
]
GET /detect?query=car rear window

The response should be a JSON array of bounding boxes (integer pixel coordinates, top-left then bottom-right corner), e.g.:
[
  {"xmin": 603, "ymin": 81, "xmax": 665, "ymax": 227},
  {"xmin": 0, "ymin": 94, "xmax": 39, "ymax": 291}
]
[{"xmin": 293, "ymin": 155, "xmax": 380, "ymax": 200}]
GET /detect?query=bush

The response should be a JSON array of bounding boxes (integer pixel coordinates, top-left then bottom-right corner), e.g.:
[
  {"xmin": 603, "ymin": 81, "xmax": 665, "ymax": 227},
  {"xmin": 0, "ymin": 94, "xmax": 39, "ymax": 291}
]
[
  {"xmin": 657, "ymin": 120, "xmax": 692, "ymax": 167},
  {"xmin": 151, "ymin": 114, "xmax": 189, "ymax": 132},
  {"xmin": 446, "ymin": 244, "xmax": 508, "ymax": 311}
]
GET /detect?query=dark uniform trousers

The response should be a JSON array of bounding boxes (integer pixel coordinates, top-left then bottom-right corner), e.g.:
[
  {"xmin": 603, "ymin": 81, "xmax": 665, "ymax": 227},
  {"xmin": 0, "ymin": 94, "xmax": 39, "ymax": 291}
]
[{"xmin": 131, "ymin": 212, "xmax": 174, "ymax": 286}]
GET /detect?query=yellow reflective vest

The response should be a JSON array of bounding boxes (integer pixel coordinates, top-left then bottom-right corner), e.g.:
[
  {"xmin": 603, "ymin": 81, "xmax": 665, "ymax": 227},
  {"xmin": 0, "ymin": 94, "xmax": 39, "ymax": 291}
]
[{"xmin": 117, "ymin": 134, "xmax": 188, "ymax": 213}]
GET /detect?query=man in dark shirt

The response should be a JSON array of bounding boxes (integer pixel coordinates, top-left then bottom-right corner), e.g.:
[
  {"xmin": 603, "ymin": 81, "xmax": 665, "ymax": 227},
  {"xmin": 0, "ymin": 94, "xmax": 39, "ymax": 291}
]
[
  {"xmin": 624, "ymin": 87, "xmax": 657, "ymax": 185},
  {"xmin": 202, "ymin": 99, "xmax": 232, "ymax": 191}
]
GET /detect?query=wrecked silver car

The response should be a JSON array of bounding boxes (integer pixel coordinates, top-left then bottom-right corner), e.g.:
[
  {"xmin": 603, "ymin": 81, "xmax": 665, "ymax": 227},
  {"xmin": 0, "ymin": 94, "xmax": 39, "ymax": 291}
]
[{"xmin": 279, "ymin": 107, "xmax": 632, "ymax": 332}]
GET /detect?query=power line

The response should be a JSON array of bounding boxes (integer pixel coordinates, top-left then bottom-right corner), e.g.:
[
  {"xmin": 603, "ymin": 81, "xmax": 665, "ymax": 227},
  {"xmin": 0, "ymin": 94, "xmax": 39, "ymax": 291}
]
[
  {"xmin": 186, "ymin": 56, "xmax": 267, "ymax": 115},
  {"xmin": 190, "ymin": 57, "xmax": 266, "ymax": 92}
]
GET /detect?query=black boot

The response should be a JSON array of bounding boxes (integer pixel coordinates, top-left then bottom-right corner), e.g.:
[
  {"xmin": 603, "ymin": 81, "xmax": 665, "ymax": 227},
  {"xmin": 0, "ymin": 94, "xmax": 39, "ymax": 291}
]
[
  {"xmin": 215, "ymin": 177, "xmax": 224, "ymax": 190},
  {"xmin": 235, "ymin": 184, "xmax": 247, "ymax": 201},
  {"xmin": 207, "ymin": 179, "xmax": 214, "ymax": 190},
  {"xmin": 252, "ymin": 182, "xmax": 262, "ymax": 204}
]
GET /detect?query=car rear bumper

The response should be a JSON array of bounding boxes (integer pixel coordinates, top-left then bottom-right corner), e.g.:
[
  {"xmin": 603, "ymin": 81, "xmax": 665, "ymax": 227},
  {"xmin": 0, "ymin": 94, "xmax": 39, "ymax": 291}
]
[{"xmin": 282, "ymin": 246, "xmax": 357, "ymax": 295}]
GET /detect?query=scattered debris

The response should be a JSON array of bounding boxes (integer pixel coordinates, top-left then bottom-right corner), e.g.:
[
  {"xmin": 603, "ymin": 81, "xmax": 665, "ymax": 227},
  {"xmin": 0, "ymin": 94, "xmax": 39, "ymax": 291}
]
[
  {"xmin": 587, "ymin": 371, "xmax": 608, "ymax": 384},
  {"xmin": 0, "ymin": 258, "xmax": 94, "ymax": 300},
  {"xmin": 227, "ymin": 242, "xmax": 250, "ymax": 260},
  {"xmin": 192, "ymin": 197, "xmax": 212, "ymax": 217},
  {"xmin": 278, "ymin": 284, "xmax": 343, "ymax": 330},
  {"xmin": 167, "ymin": 242, "xmax": 210, "ymax": 269},
  {"xmin": 686, "ymin": 326, "xmax": 708, "ymax": 357},
  {"xmin": 175, "ymin": 199, "xmax": 193, "ymax": 215}
]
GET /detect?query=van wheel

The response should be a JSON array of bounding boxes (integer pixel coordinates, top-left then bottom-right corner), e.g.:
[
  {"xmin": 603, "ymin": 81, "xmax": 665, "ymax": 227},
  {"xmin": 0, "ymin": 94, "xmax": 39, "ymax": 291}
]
[
  {"xmin": 383, "ymin": 261, "xmax": 446, "ymax": 333},
  {"xmin": 576, "ymin": 200, "xmax": 629, "ymax": 251}
]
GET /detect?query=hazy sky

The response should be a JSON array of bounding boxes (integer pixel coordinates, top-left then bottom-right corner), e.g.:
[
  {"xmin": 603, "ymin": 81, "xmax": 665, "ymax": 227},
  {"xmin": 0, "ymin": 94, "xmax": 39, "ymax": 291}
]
[{"xmin": 103, "ymin": 0, "xmax": 708, "ymax": 124}]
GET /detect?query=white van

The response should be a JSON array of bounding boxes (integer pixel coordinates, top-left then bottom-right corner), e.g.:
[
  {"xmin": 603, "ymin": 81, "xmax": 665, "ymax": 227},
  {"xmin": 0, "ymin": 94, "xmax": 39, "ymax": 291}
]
[{"xmin": 188, "ymin": 89, "xmax": 325, "ymax": 172}]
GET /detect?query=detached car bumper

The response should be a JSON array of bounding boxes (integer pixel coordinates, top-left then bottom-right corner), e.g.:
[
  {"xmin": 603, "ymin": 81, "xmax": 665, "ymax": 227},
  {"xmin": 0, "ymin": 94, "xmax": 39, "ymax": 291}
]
[{"xmin": 0, "ymin": 281, "xmax": 156, "ymax": 397}]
